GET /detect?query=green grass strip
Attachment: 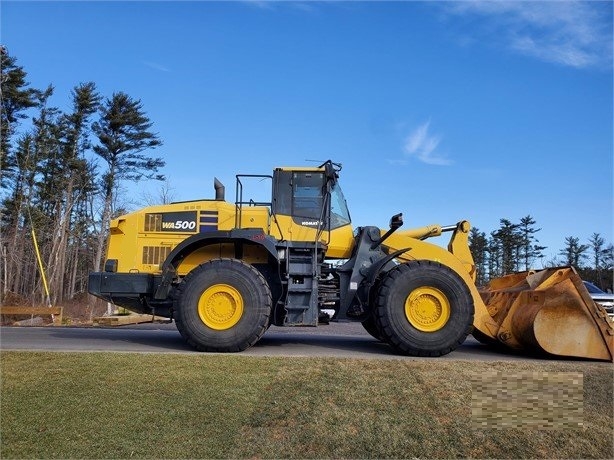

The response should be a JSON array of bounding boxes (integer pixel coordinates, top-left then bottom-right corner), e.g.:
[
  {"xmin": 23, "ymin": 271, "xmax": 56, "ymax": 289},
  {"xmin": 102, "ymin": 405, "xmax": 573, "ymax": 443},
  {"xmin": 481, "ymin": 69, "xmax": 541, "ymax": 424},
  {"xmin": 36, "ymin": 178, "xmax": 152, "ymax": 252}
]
[{"xmin": 1, "ymin": 352, "xmax": 612, "ymax": 459}]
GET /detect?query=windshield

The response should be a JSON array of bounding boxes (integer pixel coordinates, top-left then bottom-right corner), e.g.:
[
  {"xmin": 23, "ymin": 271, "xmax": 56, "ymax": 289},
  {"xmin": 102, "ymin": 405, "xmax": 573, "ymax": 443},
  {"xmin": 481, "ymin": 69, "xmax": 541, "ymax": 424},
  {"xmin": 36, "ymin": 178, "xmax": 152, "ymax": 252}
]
[
  {"xmin": 583, "ymin": 281, "xmax": 605, "ymax": 294},
  {"xmin": 329, "ymin": 182, "xmax": 351, "ymax": 229}
]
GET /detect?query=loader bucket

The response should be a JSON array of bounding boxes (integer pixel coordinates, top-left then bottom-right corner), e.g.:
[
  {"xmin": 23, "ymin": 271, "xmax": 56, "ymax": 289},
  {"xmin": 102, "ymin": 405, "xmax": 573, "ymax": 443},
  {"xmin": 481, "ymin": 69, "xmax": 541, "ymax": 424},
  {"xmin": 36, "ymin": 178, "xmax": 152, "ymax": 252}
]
[{"xmin": 477, "ymin": 267, "xmax": 614, "ymax": 361}]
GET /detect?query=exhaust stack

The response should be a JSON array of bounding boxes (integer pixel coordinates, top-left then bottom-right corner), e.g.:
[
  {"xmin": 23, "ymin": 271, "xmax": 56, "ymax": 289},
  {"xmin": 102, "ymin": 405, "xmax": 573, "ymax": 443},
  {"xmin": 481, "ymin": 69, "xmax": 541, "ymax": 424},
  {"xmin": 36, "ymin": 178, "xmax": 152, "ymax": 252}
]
[{"xmin": 214, "ymin": 178, "xmax": 225, "ymax": 201}]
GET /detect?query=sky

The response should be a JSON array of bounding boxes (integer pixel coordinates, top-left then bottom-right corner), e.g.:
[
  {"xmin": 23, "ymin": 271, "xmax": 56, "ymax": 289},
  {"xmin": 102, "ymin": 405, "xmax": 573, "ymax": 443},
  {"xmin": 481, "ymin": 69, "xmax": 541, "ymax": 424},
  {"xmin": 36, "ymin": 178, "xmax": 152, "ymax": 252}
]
[{"xmin": 2, "ymin": 0, "xmax": 613, "ymax": 264}]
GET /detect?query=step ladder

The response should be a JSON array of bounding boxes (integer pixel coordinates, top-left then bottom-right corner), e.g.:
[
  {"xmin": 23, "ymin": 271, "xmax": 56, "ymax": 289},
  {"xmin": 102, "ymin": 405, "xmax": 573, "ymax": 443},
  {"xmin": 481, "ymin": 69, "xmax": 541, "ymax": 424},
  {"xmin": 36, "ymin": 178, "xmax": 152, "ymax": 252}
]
[{"xmin": 283, "ymin": 245, "xmax": 320, "ymax": 326}]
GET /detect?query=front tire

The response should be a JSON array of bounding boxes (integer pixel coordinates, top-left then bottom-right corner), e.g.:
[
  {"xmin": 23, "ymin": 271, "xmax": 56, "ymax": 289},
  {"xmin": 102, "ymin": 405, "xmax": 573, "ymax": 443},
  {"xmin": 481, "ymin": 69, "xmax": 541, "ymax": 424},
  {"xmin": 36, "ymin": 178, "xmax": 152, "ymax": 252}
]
[
  {"xmin": 375, "ymin": 260, "xmax": 474, "ymax": 356},
  {"xmin": 361, "ymin": 314, "xmax": 384, "ymax": 341},
  {"xmin": 174, "ymin": 258, "xmax": 272, "ymax": 352}
]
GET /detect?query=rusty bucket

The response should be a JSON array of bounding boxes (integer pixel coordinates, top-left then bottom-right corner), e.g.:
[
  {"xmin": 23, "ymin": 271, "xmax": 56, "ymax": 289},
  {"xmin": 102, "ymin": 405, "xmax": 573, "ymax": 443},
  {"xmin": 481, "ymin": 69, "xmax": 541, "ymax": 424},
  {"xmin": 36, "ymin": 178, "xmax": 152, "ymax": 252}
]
[{"xmin": 477, "ymin": 267, "xmax": 613, "ymax": 361}]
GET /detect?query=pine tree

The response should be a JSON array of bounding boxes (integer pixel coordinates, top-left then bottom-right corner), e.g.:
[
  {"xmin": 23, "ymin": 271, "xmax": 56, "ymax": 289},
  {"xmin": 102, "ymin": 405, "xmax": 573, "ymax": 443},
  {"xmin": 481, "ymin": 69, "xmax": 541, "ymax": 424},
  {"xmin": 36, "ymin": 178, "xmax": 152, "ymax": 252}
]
[
  {"xmin": 44, "ymin": 83, "xmax": 101, "ymax": 303},
  {"xmin": 559, "ymin": 236, "xmax": 589, "ymax": 268},
  {"xmin": 588, "ymin": 233, "xmax": 606, "ymax": 269},
  {"xmin": 493, "ymin": 219, "xmax": 522, "ymax": 275},
  {"xmin": 2, "ymin": 52, "xmax": 167, "ymax": 306},
  {"xmin": 468, "ymin": 227, "xmax": 489, "ymax": 286},
  {"xmin": 2, "ymin": 87, "xmax": 59, "ymax": 302},
  {"xmin": 518, "ymin": 215, "xmax": 546, "ymax": 270},
  {"xmin": 92, "ymin": 92, "xmax": 163, "ymax": 271},
  {"xmin": 0, "ymin": 48, "xmax": 40, "ymax": 300},
  {"xmin": 0, "ymin": 46, "xmax": 39, "ymax": 188},
  {"xmin": 487, "ymin": 231, "xmax": 502, "ymax": 279}
]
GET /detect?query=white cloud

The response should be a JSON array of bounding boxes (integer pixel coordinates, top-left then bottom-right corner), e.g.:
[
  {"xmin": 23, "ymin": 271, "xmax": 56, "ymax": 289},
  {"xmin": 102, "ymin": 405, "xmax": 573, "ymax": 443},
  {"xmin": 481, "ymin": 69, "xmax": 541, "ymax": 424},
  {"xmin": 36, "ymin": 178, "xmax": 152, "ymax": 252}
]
[
  {"xmin": 243, "ymin": 0, "xmax": 316, "ymax": 12},
  {"xmin": 402, "ymin": 121, "xmax": 452, "ymax": 166},
  {"xmin": 244, "ymin": 0, "xmax": 275, "ymax": 10},
  {"xmin": 443, "ymin": 0, "xmax": 613, "ymax": 69},
  {"xmin": 143, "ymin": 61, "xmax": 170, "ymax": 72}
]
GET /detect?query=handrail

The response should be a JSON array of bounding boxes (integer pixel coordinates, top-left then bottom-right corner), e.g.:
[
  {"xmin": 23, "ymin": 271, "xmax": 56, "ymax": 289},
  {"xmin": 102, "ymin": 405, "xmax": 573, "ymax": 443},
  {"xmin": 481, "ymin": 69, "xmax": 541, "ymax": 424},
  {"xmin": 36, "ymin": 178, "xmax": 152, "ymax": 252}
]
[{"xmin": 234, "ymin": 174, "xmax": 273, "ymax": 229}]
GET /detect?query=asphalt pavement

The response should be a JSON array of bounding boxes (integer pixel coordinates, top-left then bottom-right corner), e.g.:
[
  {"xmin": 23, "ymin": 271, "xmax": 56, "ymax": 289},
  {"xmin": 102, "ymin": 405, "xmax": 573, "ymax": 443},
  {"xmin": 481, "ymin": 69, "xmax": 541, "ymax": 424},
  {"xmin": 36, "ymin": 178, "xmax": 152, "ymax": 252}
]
[{"xmin": 1, "ymin": 321, "xmax": 600, "ymax": 363}]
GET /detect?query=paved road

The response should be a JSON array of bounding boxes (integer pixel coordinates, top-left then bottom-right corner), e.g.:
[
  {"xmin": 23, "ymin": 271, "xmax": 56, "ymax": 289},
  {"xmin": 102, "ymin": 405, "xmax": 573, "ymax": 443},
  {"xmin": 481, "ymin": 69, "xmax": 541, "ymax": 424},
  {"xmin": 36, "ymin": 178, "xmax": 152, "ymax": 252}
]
[{"xmin": 0, "ymin": 321, "xmax": 598, "ymax": 363}]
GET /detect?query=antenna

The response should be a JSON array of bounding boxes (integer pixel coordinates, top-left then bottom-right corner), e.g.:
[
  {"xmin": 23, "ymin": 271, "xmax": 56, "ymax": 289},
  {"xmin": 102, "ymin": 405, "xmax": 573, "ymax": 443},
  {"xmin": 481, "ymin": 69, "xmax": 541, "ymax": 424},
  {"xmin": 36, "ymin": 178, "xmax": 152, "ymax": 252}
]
[{"xmin": 305, "ymin": 159, "xmax": 342, "ymax": 172}]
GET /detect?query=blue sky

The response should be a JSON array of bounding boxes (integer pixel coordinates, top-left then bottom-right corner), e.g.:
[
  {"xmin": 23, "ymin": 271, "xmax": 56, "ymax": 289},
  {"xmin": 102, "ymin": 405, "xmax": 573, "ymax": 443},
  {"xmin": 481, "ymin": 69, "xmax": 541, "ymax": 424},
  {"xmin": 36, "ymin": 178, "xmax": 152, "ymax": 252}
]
[{"xmin": 2, "ymin": 0, "xmax": 613, "ymax": 263}]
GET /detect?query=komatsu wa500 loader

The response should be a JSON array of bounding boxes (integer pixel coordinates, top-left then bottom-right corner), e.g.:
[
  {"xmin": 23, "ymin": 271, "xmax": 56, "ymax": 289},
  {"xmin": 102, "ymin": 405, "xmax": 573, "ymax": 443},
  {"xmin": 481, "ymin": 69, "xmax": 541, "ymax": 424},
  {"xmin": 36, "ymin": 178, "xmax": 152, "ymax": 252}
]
[{"xmin": 88, "ymin": 161, "xmax": 613, "ymax": 360}]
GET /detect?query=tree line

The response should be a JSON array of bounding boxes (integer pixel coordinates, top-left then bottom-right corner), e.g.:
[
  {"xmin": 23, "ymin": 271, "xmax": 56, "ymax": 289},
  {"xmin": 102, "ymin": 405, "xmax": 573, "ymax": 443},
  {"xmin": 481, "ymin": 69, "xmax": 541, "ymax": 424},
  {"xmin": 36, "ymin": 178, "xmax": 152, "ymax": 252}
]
[
  {"xmin": 469, "ymin": 217, "xmax": 613, "ymax": 290},
  {"xmin": 1, "ymin": 48, "xmax": 612, "ymax": 307},
  {"xmin": 1, "ymin": 47, "xmax": 164, "ymax": 306}
]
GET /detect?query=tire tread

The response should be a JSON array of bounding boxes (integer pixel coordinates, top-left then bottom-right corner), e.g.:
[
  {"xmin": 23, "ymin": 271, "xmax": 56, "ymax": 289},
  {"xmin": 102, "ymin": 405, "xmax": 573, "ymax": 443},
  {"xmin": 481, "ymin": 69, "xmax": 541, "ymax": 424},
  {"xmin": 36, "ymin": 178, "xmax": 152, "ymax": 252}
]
[{"xmin": 174, "ymin": 258, "xmax": 272, "ymax": 352}]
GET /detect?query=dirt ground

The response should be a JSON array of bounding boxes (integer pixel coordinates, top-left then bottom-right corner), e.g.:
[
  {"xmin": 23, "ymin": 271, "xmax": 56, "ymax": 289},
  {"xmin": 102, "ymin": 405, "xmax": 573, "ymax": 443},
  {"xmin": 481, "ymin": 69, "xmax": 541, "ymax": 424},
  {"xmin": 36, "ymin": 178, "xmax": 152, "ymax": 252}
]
[{"xmin": 0, "ymin": 293, "xmax": 110, "ymax": 326}]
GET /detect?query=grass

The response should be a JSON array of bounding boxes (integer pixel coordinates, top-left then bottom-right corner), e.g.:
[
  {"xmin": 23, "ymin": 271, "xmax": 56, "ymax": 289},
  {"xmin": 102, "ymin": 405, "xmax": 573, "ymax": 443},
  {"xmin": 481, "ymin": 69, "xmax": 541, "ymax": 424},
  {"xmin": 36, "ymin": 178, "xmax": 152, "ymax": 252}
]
[{"xmin": 1, "ymin": 352, "xmax": 612, "ymax": 459}]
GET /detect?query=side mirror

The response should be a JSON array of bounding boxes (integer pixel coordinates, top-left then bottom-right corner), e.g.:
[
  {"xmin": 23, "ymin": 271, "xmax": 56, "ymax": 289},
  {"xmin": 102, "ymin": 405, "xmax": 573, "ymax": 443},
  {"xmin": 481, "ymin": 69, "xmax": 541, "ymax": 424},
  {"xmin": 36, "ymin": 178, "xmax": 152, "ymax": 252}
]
[
  {"xmin": 389, "ymin": 213, "xmax": 403, "ymax": 230},
  {"xmin": 372, "ymin": 212, "xmax": 404, "ymax": 249},
  {"xmin": 319, "ymin": 160, "xmax": 341, "ymax": 185}
]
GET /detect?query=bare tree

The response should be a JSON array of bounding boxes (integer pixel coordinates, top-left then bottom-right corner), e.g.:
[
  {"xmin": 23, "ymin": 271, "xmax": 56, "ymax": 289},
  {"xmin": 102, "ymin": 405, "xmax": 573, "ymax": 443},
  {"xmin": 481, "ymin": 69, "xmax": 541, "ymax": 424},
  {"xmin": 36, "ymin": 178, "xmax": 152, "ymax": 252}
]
[{"xmin": 140, "ymin": 180, "xmax": 176, "ymax": 206}]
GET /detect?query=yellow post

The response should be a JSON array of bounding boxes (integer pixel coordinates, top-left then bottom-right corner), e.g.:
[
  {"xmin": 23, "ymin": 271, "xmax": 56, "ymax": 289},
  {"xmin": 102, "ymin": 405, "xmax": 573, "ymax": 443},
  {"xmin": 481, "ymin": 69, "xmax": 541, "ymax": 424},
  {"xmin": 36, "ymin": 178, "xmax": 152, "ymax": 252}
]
[{"xmin": 31, "ymin": 227, "xmax": 51, "ymax": 307}]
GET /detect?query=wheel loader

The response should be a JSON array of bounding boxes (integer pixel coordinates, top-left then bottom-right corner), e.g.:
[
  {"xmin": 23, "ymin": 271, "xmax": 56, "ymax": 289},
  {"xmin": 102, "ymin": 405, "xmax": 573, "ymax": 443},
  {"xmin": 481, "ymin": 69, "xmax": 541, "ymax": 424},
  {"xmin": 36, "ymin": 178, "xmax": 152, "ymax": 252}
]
[{"xmin": 88, "ymin": 161, "xmax": 613, "ymax": 360}]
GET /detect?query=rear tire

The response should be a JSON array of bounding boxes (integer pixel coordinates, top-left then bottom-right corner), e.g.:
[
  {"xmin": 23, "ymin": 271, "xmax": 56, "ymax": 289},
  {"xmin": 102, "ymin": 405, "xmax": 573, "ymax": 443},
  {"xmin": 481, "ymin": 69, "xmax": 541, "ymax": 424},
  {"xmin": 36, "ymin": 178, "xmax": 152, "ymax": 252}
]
[
  {"xmin": 375, "ymin": 260, "xmax": 474, "ymax": 356},
  {"xmin": 175, "ymin": 258, "xmax": 271, "ymax": 352}
]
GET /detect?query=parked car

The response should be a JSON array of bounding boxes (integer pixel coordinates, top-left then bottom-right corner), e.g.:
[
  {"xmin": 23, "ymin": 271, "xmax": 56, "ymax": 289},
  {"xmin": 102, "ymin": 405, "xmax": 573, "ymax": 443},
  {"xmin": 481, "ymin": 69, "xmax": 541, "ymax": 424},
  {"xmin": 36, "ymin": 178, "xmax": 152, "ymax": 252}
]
[{"xmin": 583, "ymin": 281, "xmax": 614, "ymax": 318}]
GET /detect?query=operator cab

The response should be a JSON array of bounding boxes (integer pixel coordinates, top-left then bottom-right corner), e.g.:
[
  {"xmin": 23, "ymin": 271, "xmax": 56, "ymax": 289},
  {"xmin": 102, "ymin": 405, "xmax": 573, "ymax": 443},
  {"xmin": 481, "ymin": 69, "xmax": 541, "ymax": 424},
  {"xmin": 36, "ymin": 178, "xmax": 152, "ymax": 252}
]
[
  {"xmin": 272, "ymin": 170, "xmax": 351, "ymax": 230},
  {"xmin": 271, "ymin": 161, "xmax": 354, "ymax": 258}
]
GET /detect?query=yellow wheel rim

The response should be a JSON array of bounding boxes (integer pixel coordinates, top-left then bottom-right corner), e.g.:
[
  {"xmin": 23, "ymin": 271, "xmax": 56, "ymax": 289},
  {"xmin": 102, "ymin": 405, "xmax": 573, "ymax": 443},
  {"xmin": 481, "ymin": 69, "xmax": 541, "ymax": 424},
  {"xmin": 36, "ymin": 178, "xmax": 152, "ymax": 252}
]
[
  {"xmin": 404, "ymin": 286, "xmax": 450, "ymax": 332},
  {"xmin": 198, "ymin": 284, "xmax": 244, "ymax": 330}
]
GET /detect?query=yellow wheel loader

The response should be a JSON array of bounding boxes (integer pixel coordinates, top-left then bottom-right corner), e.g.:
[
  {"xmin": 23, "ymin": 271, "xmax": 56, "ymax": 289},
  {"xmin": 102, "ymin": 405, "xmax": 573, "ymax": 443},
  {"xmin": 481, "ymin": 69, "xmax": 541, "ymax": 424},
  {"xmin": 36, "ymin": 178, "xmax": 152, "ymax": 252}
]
[{"xmin": 88, "ymin": 161, "xmax": 613, "ymax": 360}]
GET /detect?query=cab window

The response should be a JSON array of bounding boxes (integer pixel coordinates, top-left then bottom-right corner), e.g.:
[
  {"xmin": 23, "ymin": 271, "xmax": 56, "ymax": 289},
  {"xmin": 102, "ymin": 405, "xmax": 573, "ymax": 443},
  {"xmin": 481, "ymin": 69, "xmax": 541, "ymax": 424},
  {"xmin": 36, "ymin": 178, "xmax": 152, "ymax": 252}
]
[
  {"xmin": 293, "ymin": 173, "xmax": 324, "ymax": 220},
  {"xmin": 329, "ymin": 183, "xmax": 351, "ymax": 229}
]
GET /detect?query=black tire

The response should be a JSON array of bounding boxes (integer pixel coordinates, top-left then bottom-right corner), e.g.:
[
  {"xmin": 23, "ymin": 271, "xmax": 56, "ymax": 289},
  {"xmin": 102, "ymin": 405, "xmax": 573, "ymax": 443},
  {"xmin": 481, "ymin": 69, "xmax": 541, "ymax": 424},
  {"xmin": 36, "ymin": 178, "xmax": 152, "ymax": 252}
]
[
  {"xmin": 375, "ymin": 260, "xmax": 474, "ymax": 356},
  {"xmin": 361, "ymin": 314, "xmax": 384, "ymax": 341},
  {"xmin": 174, "ymin": 258, "xmax": 271, "ymax": 352}
]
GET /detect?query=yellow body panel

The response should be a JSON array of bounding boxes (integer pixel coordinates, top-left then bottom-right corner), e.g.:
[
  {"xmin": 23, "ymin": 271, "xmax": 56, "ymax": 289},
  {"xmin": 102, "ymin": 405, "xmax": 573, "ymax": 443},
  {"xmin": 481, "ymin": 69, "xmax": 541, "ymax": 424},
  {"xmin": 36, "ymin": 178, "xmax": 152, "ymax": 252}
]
[
  {"xmin": 106, "ymin": 200, "xmax": 271, "ymax": 274},
  {"xmin": 268, "ymin": 215, "xmax": 354, "ymax": 259},
  {"xmin": 105, "ymin": 196, "xmax": 355, "ymax": 275}
]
